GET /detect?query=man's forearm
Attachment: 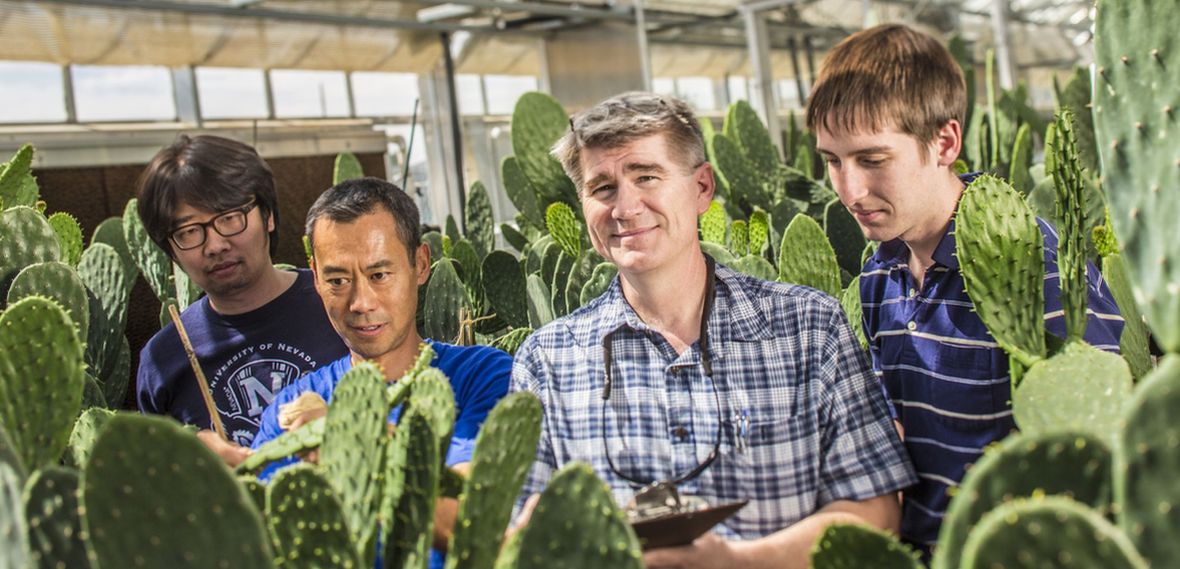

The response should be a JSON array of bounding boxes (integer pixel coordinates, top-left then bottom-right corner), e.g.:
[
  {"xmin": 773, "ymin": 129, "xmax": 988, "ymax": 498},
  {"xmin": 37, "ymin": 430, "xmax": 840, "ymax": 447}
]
[{"xmin": 728, "ymin": 495, "xmax": 901, "ymax": 569}]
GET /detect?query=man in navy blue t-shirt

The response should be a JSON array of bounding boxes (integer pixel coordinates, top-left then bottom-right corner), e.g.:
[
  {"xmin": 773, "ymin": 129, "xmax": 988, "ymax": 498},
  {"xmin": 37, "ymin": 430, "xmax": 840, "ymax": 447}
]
[
  {"xmin": 252, "ymin": 177, "xmax": 512, "ymax": 569},
  {"xmin": 136, "ymin": 135, "xmax": 347, "ymax": 465}
]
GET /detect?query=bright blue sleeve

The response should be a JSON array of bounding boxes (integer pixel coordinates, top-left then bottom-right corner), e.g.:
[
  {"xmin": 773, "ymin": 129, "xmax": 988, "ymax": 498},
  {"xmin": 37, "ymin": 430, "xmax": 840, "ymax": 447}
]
[{"xmin": 436, "ymin": 344, "xmax": 513, "ymax": 466}]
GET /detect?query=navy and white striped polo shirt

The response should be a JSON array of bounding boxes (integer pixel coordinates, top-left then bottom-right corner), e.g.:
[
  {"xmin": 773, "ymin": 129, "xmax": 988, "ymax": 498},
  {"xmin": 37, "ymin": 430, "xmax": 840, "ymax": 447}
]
[{"xmin": 860, "ymin": 216, "xmax": 1124, "ymax": 554}]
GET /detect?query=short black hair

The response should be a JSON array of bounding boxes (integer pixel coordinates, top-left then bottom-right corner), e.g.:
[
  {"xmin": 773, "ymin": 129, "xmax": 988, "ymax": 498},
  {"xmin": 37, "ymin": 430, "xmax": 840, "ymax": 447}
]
[
  {"xmin": 136, "ymin": 134, "xmax": 279, "ymax": 257},
  {"xmin": 305, "ymin": 177, "xmax": 421, "ymax": 261}
]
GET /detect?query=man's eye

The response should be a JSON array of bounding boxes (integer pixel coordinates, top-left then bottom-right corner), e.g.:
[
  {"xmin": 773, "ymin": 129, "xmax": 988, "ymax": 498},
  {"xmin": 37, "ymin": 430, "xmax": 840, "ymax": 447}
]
[
  {"xmin": 591, "ymin": 185, "xmax": 615, "ymax": 195},
  {"xmin": 861, "ymin": 157, "xmax": 886, "ymax": 167},
  {"xmin": 326, "ymin": 278, "xmax": 347, "ymax": 286},
  {"xmin": 371, "ymin": 272, "xmax": 389, "ymax": 282}
]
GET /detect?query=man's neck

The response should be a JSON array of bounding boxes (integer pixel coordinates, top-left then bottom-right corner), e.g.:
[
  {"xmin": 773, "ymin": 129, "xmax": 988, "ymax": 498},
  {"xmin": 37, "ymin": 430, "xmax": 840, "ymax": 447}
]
[
  {"xmin": 902, "ymin": 171, "xmax": 966, "ymax": 287},
  {"xmin": 358, "ymin": 333, "xmax": 426, "ymax": 383},
  {"xmin": 618, "ymin": 251, "xmax": 708, "ymax": 355},
  {"xmin": 207, "ymin": 266, "xmax": 296, "ymax": 316}
]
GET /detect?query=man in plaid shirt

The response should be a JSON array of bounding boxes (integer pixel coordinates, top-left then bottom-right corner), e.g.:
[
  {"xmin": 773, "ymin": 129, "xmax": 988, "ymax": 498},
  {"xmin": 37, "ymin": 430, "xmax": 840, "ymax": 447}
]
[{"xmin": 511, "ymin": 92, "xmax": 916, "ymax": 567}]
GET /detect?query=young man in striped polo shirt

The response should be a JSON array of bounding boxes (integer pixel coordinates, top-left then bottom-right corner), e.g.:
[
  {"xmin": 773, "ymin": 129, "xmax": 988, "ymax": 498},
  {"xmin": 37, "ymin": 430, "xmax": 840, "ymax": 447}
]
[{"xmin": 806, "ymin": 24, "xmax": 1124, "ymax": 557}]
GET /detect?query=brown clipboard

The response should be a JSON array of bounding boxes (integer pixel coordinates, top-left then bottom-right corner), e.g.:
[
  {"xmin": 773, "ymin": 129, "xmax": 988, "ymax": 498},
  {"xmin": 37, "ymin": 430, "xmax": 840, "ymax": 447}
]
[{"xmin": 630, "ymin": 500, "xmax": 748, "ymax": 550}]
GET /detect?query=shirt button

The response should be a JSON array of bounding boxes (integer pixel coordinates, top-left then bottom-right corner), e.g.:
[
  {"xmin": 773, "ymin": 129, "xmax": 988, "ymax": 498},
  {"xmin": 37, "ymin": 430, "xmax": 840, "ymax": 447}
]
[
  {"xmin": 906, "ymin": 321, "xmax": 917, "ymax": 331},
  {"xmin": 908, "ymin": 288, "xmax": 918, "ymax": 297},
  {"xmin": 673, "ymin": 427, "xmax": 689, "ymax": 440}
]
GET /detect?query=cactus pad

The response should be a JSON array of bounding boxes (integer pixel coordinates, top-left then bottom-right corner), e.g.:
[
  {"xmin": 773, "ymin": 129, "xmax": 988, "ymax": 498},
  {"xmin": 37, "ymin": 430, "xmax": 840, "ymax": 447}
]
[
  {"xmin": 512, "ymin": 92, "xmax": 578, "ymax": 207},
  {"xmin": 1012, "ymin": 341, "xmax": 1133, "ymax": 444},
  {"xmin": 333, "ymin": 152, "xmax": 364, "ymax": 185},
  {"xmin": 0, "ymin": 296, "xmax": 86, "ymax": 471},
  {"xmin": 464, "ymin": 182, "xmax": 495, "ymax": 260},
  {"xmin": 699, "ymin": 200, "xmax": 727, "ymax": 245},
  {"xmin": 425, "ymin": 259, "xmax": 469, "ymax": 344},
  {"xmin": 7, "ymin": 261, "xmax": 90, "ymax": 340},
  {"xmin": 65, "ymin": 408, "xmax": 117, "ymax": 469},
  {"xmin": 777, "ymin": 213, "xmax": 841, "ymax": 297},
  {"xmin": 121, "ymin": 199, "xmax": 174, "ymax": 303},
  {"xmin": 81, "ymin": 414, "xmax": 273, "ymax": 568},
  {"xmin": 1, "ymin": 460, "xmax": 30, "ymax": 569},
  {"xmin": 236, "ymin": 417, "xmax": 325, "ymax": 475},
  {"xmin": 579, "ymin": 262, "xmax": 617, "ymax": 306},
  {"xmin": 383, "ymin": 410, "xmax": 440, "ymax": 569},
  {"xmin": 0, "ymin": 206, "xmax": 60, "ymax": 293},
  {"xmin": 526, "ymin": 274, "xmax": 554, "ymax": 329},
  {"xmin": 0, "ymin": 144, "xmax": 38, "ymax": 208},
  {"xmin": 23, "ymin": 466, "xmax": 89, "ymax": 569},
  {"xmin": 267, "ymin": 464, "xmax": 360, "ymax": 569},
  {"xmin": 47, "ymin": 212, "xmax": 83, "ymax": 267},
  {"xmin": 545, "ymin": 202, "xmax": 583, "ymax": 260},
  {"xmin": 483, "ymin": 251, "xmax": 529, "ymax": 329},
  {"xmin": 810, "ymin": 523, "xmax": 921, "ymax": 569},
  {"xmin": 955, "ymin": 175, "xmax": 1046, "ymax": 366},
  {"xmin": 824, "ymin": 199, "xmax": 867, "ymax": 278}
]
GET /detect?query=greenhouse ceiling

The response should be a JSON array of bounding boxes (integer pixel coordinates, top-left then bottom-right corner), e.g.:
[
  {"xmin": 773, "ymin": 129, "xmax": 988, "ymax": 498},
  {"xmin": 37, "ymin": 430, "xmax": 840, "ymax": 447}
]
[{"xmin": 0, "ymin": 0, "xmax": 1095, "ymax": 79}]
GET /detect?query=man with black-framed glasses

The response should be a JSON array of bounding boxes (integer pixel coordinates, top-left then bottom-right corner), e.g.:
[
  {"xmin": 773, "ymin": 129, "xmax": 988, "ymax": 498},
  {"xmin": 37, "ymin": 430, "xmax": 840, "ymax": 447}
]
[
  {"xmin": 510, "ymin": 92, "xmax": 917, "ymax": 568},
  {"xmin": 135, "ymin": 134, "xmax": 347, "ymax": 466}
]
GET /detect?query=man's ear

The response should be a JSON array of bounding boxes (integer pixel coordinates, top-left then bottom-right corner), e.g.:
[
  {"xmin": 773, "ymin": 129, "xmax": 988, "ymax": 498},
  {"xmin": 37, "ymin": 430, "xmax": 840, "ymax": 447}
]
[
  {"xmin": 694, "ymin": 162, "xmax": 717, "ymax": 214},
  {"xmin": 415, "ymin": 243, "xmax": 431, "ymax": 286},
  {"xmin": 934, "ymin": 119, "xmax": 963, "ymax": 168}
]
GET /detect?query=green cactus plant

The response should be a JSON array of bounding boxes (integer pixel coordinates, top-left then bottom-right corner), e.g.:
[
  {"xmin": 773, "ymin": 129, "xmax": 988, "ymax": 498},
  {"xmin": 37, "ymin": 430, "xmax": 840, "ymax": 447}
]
[
  {"xmin": 47, "ymin": 212, "xmax": 83, "ymax": 267},
  {"xmin": 491, "ymin": 327, "xmax": 533, "ymax": 356},
  {"xmin": 955, "ymin": 175, "xmax": 1046, "ymax": 368},
  {"xmin": 727, "ymin": 100, "xmax": 781, "ymax": 180},
  {"xmin": 236, "ymin": 417, "xmax": 325, "ymax": 475},
  {"xmin": 1117, "ymin": 354, "xmax": 1180, "ymax": 565},
  {"xmin": 238, "ymin": 475, "xmax": 266, "ymax": 517},
  {"xmin": 6, "ymin": 261, "xmax": 89, "ymax": 340},
  {"xmin": 960, "ymin": 496, "xmax": 1146, "ymax": 569},
  {"xmin": 1, "ymin": 461, "xmax": 30, "ymax": 569},
  {"xmin": 747, "ymin": 210, "xmax": 769, "ymax": 256},
  {"xmin": 546, "ymin": 202, "xmax": 583, "ymax": 260},
  {"xmin": 1009, "ymin": 123, "xmax": 1034, "ymax": 196},
  {"xmin": 1055, "ymin": 66, "xmax": 1100, "ymax": 175},
  {"xmin": 23, "ymin": 466, "xmax": 89, "ymax": 569},
  {"xmin": 1048, "ymin": 108, "xmax": 1089, "ymax": 343},
  {"xmin": 1013, "ymin": 342, "xmax": 1133, "ymax": 445},
  {"xmin": 810, "ymin": 523, "xmax": 921, "ymax": 569},
  {"xmin": 777, "ymin": 213, "xmax": 841, "ymax": 298},
  {"xmin": 512, "ymin": 92, "xmax": 579, "ymax": 210},
  {"xmin": 482, "ymin": 251, "xmax": 529, "ymax": 329},
  {"xmin": 383, "ymin": 410, "xmax": 440, "ymax": 569},
  {"xmin": 0, "ymin": 424, "xmax": 23, "ymax": 480},
  {"xmin": 445, "ymin": 392, "xmax": 542, "ymax": 569},
  {"xmin": 824, "ymin": 199, "xmax": 867, "ymax": 279},
  {"xmin": 729, "ymin": 219, "xmax": 749, "ymax": 257},
  {"xmin": 579, "ymin": 262, "xmax": 617, "ymax": 306},
  {"xmin": 0, "ymin": 144, "xmax": 38, "ymax": 208},
  {"xmin": 526, "ymin": 273, "xmax": 554, "ymax": 329},
  {"xmin": 122, "ymin": 199, "xmax": 175, "ymax": 306},
  {"xmin": 730, "ymin": 255, "xmax": 776, "ymax": 281},
  {"xmin": 81, "ymin": 414, "xmax": 273, "ymax": 569},
  {"xmin": 500, "ymin": 223, "xmax": 530, "ymax": 253},
  {"xmin": 562, "ymin": 250, "xmax": 603, "ymax": 316},
  {"xmin": 267, "ymin": 464, "xmax": 361, "ymax": 569},
  {"xmin": 0, "ymin": 206, "xmax": 60, "ymax": 293},
  {"xmin": 932, "ymin": 431, "xmax": 1114, "ymax": 569},
  {"xmin": 425, "ymin": 260, "xmax": 470, "ymax": 344},
  {"xmin": 1102, "ymin": 252, "xmax": 1152, "ymax": 379},
  {"xmin": 465, "ymin": 182, "xmax": 495, "ymax": 260},
  {"xmin": 501, "ymin": 156, "xmax": 545, "ymax": 231},
  {"xmin": 1093, "ymin": 0, "xmax": 1180, "ymax": 352},
  {"xmin": 0, "ymin": 296, "xmax": 86, "ymax": 471},
  {"xmin": 711, "ymin": 134, "xmax": 770, "ymax": 214},
  {"xmin": 90, "ymin": 217, "xmax": 139, "ymax": 295},
  {"xmin": 840, "ymin": 277, "xmax": 868, "ymax": 353},
  {"xmin": 699, "ymin": 200, "xmax": 727, "ymax": 245},
  {"xmin": 320, "ymin": 362, "xmax": 389, "ymax": 564},
  {"xmin": 408, "ymin": 368, "xmax": 457, "ymax": 451},
  {"xmin": 65, "ymin": 408, "xmax": 117, "ymax": 469},
  {"xmin": 334, "ymin": 152, "xmax": 365, "ymax": 185},
  {"xmin": 515, "ymin": 463, "xmax": 643, "ymax": 569}
]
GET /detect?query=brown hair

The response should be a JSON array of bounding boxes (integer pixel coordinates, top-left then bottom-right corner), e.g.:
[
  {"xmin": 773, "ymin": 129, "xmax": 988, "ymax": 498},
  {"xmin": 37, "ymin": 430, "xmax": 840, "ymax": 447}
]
[
  {"xmin": 136, "ymin": 134, "xmax": 279, "ymax": 257},
  {"xmin": 305, "ymin": 177, "xmax": 421, "ymax": 263},
  {"xmin": 806, "ymin": 24, "xmax": 966, "ymax": 145},
  {"xmin": 553, "ymin": 91, "xmax": 705, "ymax": 193}
]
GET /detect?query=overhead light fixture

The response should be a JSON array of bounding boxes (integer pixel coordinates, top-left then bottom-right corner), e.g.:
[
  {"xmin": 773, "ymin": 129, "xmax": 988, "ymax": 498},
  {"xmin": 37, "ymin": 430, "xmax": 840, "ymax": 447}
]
[{"xmin": 417, "ymin": 3, "xmax": 478, "ymax": 23}]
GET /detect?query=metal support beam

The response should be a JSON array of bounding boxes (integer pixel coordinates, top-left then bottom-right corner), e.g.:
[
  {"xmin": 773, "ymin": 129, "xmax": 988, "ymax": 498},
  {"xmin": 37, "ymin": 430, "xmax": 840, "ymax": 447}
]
[
  {"xmin": 440, "ymin": 32, "xmax": 467, "ymax": 229},
  {"xmin": 635, "ymin": 0, "xmax": 652, "ymax": 91},
  {"xmin": 990, "ymin": 0, "xmax": 1015, "ymax": 89},
  {"xmin": 786, "ymin": 37, "xmax": 806, "ymax": 107},
  {"xmin": 62, "ymin": 65, "xmax": 77, "ymax": 124},
  {"xmin": 171, "ymin": 65, "xmax": 202, "ymax": 126},
  {"xmin": 344, "ymin": 71, "xmax": 356, "ymax": 118},
  {"xmin": 262, "ymin": 69, "xmax": 276, "ymax": 119},
  {"xmin": 739, "ymin": 3, "xmax": 782, "ymax": 153}
]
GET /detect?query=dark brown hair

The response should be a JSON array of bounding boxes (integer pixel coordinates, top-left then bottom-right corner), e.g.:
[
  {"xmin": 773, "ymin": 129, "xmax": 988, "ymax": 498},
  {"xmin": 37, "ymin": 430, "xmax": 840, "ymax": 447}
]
[
  {"xmin": 305, "ymin": 177, "xmax": 421, "ymax": 262},
  {"xmin": 136, "ymin": 134, "xmax": 279, "ymax": 257},
  {"xmin": 807, "ymin": 24, "xmax": 966, "ymax": 146}
]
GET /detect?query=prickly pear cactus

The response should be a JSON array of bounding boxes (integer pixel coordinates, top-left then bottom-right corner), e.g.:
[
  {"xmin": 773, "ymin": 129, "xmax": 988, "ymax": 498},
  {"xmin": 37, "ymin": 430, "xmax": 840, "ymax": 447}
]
[
  {"xmin": 384, "ymin": 410, "xmax": 440, "ymax": 569},
  {"xmin": 0, "ymin": 206, "xmax": 60, "ymax": 293},
  {"xmin": 1093, "ymin": 0, "xmax": 1180, "ymax": 352},
  {"xmin": 961, "ymin": 496, "xmax": 1146, "ymax": 569},
  {"xmin": 1102, "ymin": 253, "xmax": 1152, "ymax": 379},
  {"xmin": 267, "ymin": 464, "xmax": 361, "ymax": 569},
  {"xmin": 0, "ymin": 296, "xmax": 86, "ymax": 471},
  {"xmin": 1048, "ymin": 108, "xmax": 1090, "ymax": 343},
  {"xmin": 236, "ymin": 417, "xmax": 325, "ymax": 475},
  {"xmin": 526, "ymin": 274, "xmax": 554, "ymax": 329},
  {"xmin": 445, "ymin": 393, "xmax": 542, "ymax": 569},
  {"xmin": 502, "ymin": 156, "xmax": 544, "ymax": 231},
  {"xmin": 840, "ymin": 276, "xmax": 869, "ymax": 352},
  {"xmin": 500, "ymin": 223, "xmax": 529, "ymax": 253},
  {"xmin": 491, "ymin": 327, "xmax": 533, "ymax": 356},
  {"xmin": 334, "ymin": 152, "xmax": 365, "ymax": 185},
  {"xmin": 77, "ymin": 244, "xmax": 131, "ymax": 385},
  {"xmin": 89, "ymin": 217, "xmax": 139, "ymax": 294},
  {"xmin": 699, "ymin": 200, "xmax": 727, "ymax": 245},
  {"xmin": 512, "ymin": 92, "xmax": 578, "ymax": 208},
  {"xmin": 425, "ymin": 259, "xmax": 469, "ymax": 344},
  {"xmin": 238, "ymin": 475, "xmax": 266, "ymax": 515},
  {"xmin": 546, "ymin": 202, "xmax": 582, "ymax": 260},
  {"xmin": 727, "ymin": 100, "xmax": 781, "ymax": 182},
  {"xmin": 0, "ymin": 423, "xmax": 23, "ymax": 479},
  {"xmin": 712, "ymin": 134, "xmax": 770, "ymax": 213},
  {"xmin": 23, "ymin": 466, "xmax": 89, "ymax": 569},
  {"xmin": 579, "ymin": 262, "xmax": 617, "ymax": 306},
  {"xmin": 465, "ymin": 181, "xmax": 495, "ymax": 260},
  {"xmin": 810, "ymin": 523, "xmax": 922, "ymax": 569},
  {"xmin": 409, "ymin": 368, "xmax": 457, "ymax": 450},
  {"xmin": 65, "ymin": 407, "xmax": 117, "ymax": 468},
  {"xmin": 932, "ymin": 431, "xmax": 1113, "ymax": 569},
  {"xmin": 955, "ymin": 175, "xmax": 1046, "ymax": 367},
  {"xmin": 0, "ymin": 143, "xmax": 38, "ymax": 208},
  {"xmin": 7, "ymin": 261, "xmax": 90, "ymax": 340},
  {"xmin": 0, "ymin": 460, "xmax": 30, "ymax": 569},
  {"xmin": 47, "ymin": 212, "xmax": 83, "ymax": 267},
  {"xmin": 777, "ymin": 213, "xmax": 841, "ymax": 298},
  {"xmin": 1117, "ymin": 354, "xmax": 1180, "ymax": 565},
  {"xmin": 1009, "ymin": 122, "xmax": 1034, "ymax": 195},
  {"xmin": 730, "ymin": 255, "xmax": 777, "ymax": 281},
  {"xmin": 729, "ymin": 219, "xmax": 749, "ymax": 256},
  {"xmin": 122, "ymin": 199, "xmax": 175, "ymax": 304},
  {"xmin": 482, "ymin": 251, "xmax": 529, "ymax": 329},
  {"xmin": 824, "ymin": 199, "xmax": 867, "ymax": 278},
  {"xmin": 81, "ymin": 414, "xmax": 273, "ymax": 568},
  {"xmin": 1012, "ymin": 342, "xmax": 1132, "ymax": 445},
  {"xmin": 515, "ymin": 463, "xmax": 643, "ymax": 569},
  {"xmin": 747, "ymin": 210, "xmax": 769, "ymax": 256},
  {"xmin": 320, "ymin": 362, "xmax": 389, "ymax": 563}
]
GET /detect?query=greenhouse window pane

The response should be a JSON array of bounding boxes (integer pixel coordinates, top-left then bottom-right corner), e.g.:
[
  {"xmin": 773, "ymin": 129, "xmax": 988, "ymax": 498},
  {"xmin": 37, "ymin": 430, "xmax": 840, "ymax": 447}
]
[
  {"xmin": 73, "ymin": 65, "xmax": 175, "ymax": 122},
  {"xmin": 653, "ymin": 77, "xmax": 675, "ymax": 96},
  {"xmin": 727, "ymin": 76, "xmax": 749, "ymax": 103},
  {"xmin": 0, "ymin": 61, "xmax": 67, "ymax": 123},
  {"xmin": 456, "ymin": 74, "xmax": 485, "ymax": 116},
  {"xmin": 484, "ymin": 75, "xmax": 537, "ymax": 115},
  {"xmin": 270, "ymin": 69, "xmax": 351, "ymax": 118},
  {"xmin": 675, "ymin": 77, "xmax": 716, "ymax": 111},
  {"xmin": 196, "ymin": 67, "xmax": 268, "ymax": 120},
  {"xmin": 352, "ymin": 72, "xmax": 420, "ymax": 117}
]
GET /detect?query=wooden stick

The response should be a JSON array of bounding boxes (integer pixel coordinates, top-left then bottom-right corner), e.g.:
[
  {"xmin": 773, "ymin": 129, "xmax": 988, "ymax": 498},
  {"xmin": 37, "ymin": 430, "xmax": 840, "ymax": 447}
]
[{"xmin": 168, "ymin": 304, "xmax": 228, "ymax": 441}]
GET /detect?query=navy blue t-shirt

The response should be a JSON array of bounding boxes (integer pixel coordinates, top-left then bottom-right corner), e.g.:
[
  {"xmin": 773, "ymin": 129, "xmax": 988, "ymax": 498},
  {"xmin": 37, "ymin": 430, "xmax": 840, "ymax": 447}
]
[
  {"xmin": 137, "ymin": 269, "xmax": 348, "ymax": 447},
  {"xmin": 251, "ymin": 340, "xmax": 513, "ymax": 569}
]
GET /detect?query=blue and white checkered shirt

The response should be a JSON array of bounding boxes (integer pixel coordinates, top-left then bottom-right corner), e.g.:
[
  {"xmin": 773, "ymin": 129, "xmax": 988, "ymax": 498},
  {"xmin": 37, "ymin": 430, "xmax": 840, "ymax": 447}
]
[{"xmin": 511, "ymin": 260, "xmax": 917, "ymax": 539}]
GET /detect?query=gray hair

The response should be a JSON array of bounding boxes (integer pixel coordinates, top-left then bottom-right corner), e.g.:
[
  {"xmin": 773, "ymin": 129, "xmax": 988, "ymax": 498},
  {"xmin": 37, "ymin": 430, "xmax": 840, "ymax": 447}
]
[{"xmin": 552, "ymin": 91, "xmax": 706, "ymax": 194}]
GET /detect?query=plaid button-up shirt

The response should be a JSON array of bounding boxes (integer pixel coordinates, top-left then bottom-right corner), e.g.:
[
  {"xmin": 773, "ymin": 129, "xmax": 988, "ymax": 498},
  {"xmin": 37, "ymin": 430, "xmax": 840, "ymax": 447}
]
[{"xmin": 511, "ymin": 261, "xmax": 917, "ymax": 539}]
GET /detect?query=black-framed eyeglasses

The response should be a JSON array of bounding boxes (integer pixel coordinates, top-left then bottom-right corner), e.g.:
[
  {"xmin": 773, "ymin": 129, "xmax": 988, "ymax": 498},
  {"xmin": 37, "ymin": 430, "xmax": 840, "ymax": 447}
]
[
  {"xmin": 169, "ymin": 200, "xmax": 257, "ymax": 251},
  {"xmin": 600, "ymin": 255, "xmax": 721, "ymax": 511}
]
